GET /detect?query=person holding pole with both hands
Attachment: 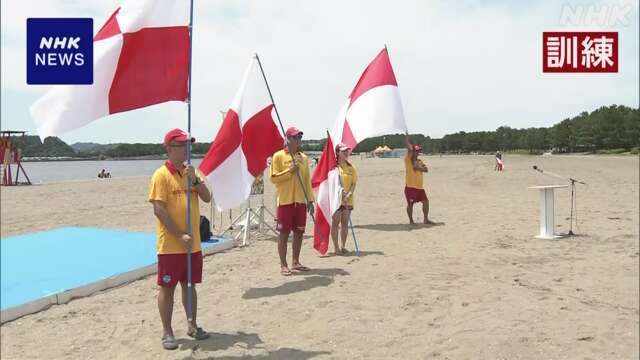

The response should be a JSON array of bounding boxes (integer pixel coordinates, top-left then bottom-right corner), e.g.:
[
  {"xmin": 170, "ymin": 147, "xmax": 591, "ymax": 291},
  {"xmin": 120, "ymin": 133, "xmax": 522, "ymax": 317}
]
[
  {"xmin": 149, "ymin": 129, "xmax": 211, "ymax": 350},
  {"xmin": 270, "ymin": 127, "xmax": 315, "ymax": 276}
]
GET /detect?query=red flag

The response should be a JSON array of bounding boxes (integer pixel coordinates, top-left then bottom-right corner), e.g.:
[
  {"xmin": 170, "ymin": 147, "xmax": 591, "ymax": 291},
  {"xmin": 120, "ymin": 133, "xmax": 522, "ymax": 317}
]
[
  {"xmin": 199, "ymin": 57, "xmax": 284, "ymax": 210},
  {"xmin": 31, "ymin": 0, "xmax": 190, "ymax": 138},
  {"xmin": 311, "ymin": 135, "xmax": 342, "ymax": 255}
]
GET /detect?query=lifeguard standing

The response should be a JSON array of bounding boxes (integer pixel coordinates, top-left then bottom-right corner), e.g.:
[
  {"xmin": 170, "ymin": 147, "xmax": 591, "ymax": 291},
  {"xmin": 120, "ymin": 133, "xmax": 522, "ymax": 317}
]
[{"xmin": 404, "ymin": 132, "xmax": 433, "ymax": 225}]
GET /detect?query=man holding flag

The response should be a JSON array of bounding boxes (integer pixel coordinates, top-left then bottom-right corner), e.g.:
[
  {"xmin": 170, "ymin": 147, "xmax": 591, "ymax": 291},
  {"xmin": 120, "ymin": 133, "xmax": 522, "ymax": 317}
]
[
  {"xmin": 149, "ymin": 129, "xmax": 211, "ymax": 350},
  {"xmin": 270, "ymin": 127, "xmax": 315, "ymax": 276},
  {"xmin": 404, "ymin": 132, "xmax": 433, "ymax": 226},
  {"xmin": 29, "ymin": 0, "xmax": 206, "ymax": 350}
]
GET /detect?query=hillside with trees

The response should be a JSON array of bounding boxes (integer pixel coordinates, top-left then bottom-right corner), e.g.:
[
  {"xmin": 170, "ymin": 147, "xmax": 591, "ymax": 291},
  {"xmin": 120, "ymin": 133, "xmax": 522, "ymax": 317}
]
[{"xmin": 8, "ymin": 104, "xmax": 638, "ymax": 159}]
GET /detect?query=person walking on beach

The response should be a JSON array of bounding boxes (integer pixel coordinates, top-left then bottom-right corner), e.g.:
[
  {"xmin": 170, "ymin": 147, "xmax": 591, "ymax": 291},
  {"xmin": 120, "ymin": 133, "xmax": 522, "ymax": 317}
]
[
  {"xmin": 270, "ymin": 127, "xmax": 315, "ymax": 276},
  {"xmin": 332, "ymin": 142, "xmax": 358, "ymax": 255},
  {"xmin": 404, "ymin": 132, "xmax": 434, "ymax": 225},
  {"xmin": 148, "ymin": 129, "xmax": 211, "ymax": 350}
]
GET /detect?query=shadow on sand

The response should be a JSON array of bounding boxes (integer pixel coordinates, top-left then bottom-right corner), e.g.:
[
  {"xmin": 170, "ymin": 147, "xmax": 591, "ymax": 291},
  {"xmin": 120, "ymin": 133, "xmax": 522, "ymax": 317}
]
[
  {"xmin": 178, "ymin": 331, "xmax": 330, "ymax": 359},
  {"xmin": 242, "ymin": 268, "xmax": 349, "ymax": 300},
  {"xmin": 354, "ymin": 221, "xmax": 445, "ymax": 232}
]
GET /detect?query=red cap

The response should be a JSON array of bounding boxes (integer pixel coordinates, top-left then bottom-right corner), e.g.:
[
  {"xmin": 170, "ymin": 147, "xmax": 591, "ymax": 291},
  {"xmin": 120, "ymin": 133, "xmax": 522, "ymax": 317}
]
[
  {"xmin": 412, "ymin": 144, "xmax": 422, "ymax": 152},
  {"xmin": 164, "ymin": 128, "xmax": 195, "ymax": 146},
  {"xmin": 335, "ymin": 143, "xmax": 350, "ymax": 152},
  {"xmin": 285, "ymin": 127, "xmax": 303, "ymax": 137}
]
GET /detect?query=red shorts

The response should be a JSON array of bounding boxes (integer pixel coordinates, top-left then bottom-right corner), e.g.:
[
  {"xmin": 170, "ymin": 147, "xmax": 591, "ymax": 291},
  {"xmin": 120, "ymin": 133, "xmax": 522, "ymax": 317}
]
[
  {"xmin": 157, "ymin": 251, "xmax": 203, "ymax": 287},
  {"xmin": 405, "ymin": 186, "xmax": 428, "ymax": 203},
  {"xmin": 277, "ymin": 203, "xmax": 307, "ymax": 233}
]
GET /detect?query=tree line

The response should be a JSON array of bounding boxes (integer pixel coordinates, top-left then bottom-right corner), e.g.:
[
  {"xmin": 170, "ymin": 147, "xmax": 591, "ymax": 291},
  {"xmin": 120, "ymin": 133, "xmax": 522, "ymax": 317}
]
[
  {"xmin": 352, "ymin": 105, "xmax": 638, "ymax": 154},
  {"xmin": 10, "ymin": 104, "xmax": 639, "ymax": 159},
  {"xmin": 430, "ymin": 105, "xmax": 638, "ymax": 154}
]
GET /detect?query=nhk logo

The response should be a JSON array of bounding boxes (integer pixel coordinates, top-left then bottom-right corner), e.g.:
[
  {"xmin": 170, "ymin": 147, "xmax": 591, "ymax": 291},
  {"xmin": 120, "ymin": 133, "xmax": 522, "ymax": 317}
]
[
  {"xmin": 36, "ymin": 37, "xmax": 84, "ymax": 66},
  {"xmin": 27, "ymin": 18, "xmax": 93, "ymax": 85}
]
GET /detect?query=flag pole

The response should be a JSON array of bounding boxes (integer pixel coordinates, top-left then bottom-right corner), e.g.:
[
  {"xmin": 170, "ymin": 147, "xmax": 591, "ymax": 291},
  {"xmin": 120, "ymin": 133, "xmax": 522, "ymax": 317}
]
[
  {"xmin": 327, "ymin": 131, "xmax": 360, "ymax": 256},
  {"xmin": 185, "ymin": 0, "xmax": 195, "ymax": 324},
  {"xmin": 254, "ymin": 53, "xmax": 316, "ymax": 225}
]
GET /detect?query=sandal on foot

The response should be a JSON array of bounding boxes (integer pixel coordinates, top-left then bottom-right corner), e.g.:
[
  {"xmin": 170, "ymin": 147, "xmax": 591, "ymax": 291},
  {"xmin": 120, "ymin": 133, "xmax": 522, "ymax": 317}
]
[
  {"xmin": 281, "ymin": 269, "xmax": 293, "ymax": 276},
  {"xmin": 291, "ymin": 265, "xmax": 310, "ymax": 272},
  {"xmin": 162, "ymin": 335, "xmax": 178, "ymax": 350},
  {"xmin": 187, "ymin": 327, "xmax": 210, "ymax": 340}
]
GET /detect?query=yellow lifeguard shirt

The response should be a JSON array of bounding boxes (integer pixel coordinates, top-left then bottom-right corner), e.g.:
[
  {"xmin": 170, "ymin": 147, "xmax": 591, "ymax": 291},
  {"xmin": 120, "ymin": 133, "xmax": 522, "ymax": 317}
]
[
  {"xmin": 404, "ymin": 153, "xmax": 425, "ymax": 190},
  {"xmin": 148, "ymin": 162, "xmax": 202, "ymax": 255},
  {"xmin": 270, "ymin": 149, "xmax": 315, "ymax": 206},
  {"xmin": 339, "ymin": 163, "xmax": 358, "ymax": 207}
]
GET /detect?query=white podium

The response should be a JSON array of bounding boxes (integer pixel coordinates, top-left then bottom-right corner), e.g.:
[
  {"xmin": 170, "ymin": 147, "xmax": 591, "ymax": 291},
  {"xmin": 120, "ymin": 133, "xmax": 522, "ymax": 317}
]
[{"xmin": 528, "ymin": 185, "xmax": 568, "ymax": 239}]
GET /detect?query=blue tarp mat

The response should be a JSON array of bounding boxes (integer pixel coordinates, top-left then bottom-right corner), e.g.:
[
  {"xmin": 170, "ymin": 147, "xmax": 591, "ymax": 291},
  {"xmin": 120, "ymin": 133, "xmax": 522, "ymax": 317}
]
[{"xmin": 1, "ymin": 227, "xmax": 224, "ymax": 310}]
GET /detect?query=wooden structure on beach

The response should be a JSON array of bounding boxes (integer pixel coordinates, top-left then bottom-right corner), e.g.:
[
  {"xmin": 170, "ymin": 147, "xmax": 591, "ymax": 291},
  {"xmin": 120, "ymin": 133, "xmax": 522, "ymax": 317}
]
[{"xmin": 0, "ymin": 131, "xmax": 32, "ymax": 186}]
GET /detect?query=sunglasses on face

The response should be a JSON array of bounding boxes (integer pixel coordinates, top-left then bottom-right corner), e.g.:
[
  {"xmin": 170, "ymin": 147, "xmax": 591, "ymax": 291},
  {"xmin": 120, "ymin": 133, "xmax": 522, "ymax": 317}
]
[{"xmin": 168, "ymin": 143, "xmax": 187, "ymax": 148}]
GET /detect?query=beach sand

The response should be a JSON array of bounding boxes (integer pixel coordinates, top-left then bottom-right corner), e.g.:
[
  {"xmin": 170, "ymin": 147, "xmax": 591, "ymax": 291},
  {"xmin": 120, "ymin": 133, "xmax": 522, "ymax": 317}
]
[{"xmin": 1, "ymin": 155, "xmax": 638, "ymax": 359}]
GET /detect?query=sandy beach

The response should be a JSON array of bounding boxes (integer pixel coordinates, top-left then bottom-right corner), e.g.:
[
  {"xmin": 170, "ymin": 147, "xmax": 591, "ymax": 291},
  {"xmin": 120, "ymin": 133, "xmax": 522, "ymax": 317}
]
[{"xmin": 1, "ymin": 154, "xmax": 638, "ymax": 359}]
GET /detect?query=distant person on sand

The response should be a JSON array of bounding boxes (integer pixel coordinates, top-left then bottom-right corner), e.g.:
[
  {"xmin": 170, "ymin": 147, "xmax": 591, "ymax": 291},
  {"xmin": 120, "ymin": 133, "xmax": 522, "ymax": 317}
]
[
  {"xmin": 148, "ymin": 128, "xmax": 211, "ymax": 350},
  {"xmin": 404, "ymin": 132, "xmax": 434, "ymax": 225},
  {"xmin": 270, "ymin": 127, "xmax": 315, "ymax": 276},
  {"xmin": 332, "ymin": 143, "xmax": 358, "ymax": 255},
  {"xmin": 495, "ymin": 151, "xmax": 503, "ymax": 171}
]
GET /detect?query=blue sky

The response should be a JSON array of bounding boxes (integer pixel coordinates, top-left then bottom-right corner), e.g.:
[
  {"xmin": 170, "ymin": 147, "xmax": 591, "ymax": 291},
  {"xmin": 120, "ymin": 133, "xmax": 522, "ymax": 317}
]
[{"xmin": 1, "ymin": 0, "xmax": 638, "ymax": 144}]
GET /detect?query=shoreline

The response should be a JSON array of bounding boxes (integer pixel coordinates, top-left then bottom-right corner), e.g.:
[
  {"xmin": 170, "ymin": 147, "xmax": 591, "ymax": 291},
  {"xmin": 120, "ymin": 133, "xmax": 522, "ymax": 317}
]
[
  {"xmin": 20, "ymin": 154, "xmax": 207, "ymax": 162},
  {"xmin": 18, "ymin": 151, "xmax": 640, "ymax": 163}
]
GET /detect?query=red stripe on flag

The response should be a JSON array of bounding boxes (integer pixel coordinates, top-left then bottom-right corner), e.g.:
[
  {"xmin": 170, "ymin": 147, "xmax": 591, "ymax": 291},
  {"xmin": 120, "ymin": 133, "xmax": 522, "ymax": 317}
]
[
  {"xmin": 240, "ymin": 104, "xmax": 283, "ymax": 177},
  {"xmin": 199, "ymin": 110, "xmax": 242, "ymax": 175},
  {"xmin": 348, "ymin": 48, "xmax": 397, "ymax": 106},
  {"xmin": 311, "ymin": 136, "xmax": 337, "ymax": 188},
  {"xmin": 312, "ymin": 135, "xmax": 337, "ymax": 255},
  {"xmin": 94, "ymin": 7, "xmax": 121, "ymax": 41},
  {"xmin": 340, "ymin": 120, "xmax": 358, "ymax": 151},
  {"xmin": 108, "ymin": 26, "xmax": 189, "ymax": 114},
  {"xmin": 313, "ymin": 208, "xmax": 331, "ymax": 255}
]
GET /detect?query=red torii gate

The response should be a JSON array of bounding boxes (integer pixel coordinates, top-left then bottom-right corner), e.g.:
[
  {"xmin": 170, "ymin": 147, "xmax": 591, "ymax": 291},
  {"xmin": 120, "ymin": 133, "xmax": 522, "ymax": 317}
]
[{"xmin": 0, "ymin": 131, "xmax": 32, "ymax": 186}]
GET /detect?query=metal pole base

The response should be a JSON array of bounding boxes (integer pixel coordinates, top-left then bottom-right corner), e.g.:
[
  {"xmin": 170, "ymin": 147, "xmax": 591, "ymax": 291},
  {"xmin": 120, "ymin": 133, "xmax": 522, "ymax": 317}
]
[{"xmin": 218, "ymin": 204, "xmax": 278, "ymax": 247}]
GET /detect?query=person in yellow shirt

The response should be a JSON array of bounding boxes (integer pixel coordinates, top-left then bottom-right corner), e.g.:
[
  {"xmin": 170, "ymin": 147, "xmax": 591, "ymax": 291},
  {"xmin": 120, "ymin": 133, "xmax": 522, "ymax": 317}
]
[
  {"xmin": 332, "ymin": 143, "xmax": 358, "ymax": 255},
  {"xmin": 404, "ymin": 132, "xmax": 434, "ymax": 225},
  {"xmin": 270, "ymin": 127, "xmax": 315, "ymax": 276},
  {"xmin": 148, "ymin": 129, "xmax": 212, "ymax": 350}
]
